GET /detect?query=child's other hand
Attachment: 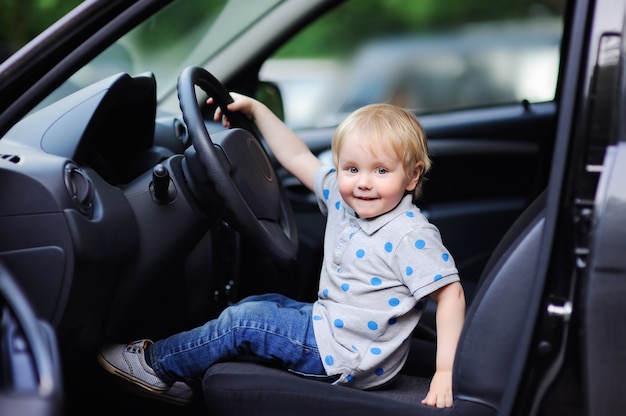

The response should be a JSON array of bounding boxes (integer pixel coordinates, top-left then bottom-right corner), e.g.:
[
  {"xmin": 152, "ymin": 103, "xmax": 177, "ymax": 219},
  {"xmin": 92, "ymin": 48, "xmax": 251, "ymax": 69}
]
[{"xmin": 421, "ymin": 370, "xmax": 453, "ymax": 408}]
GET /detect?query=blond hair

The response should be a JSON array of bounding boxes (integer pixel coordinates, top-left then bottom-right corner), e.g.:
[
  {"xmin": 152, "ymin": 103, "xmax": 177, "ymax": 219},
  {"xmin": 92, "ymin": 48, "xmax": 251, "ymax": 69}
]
[{"xmin": 331, "ymin": 103, "xmax": 431, "ymax": 199}]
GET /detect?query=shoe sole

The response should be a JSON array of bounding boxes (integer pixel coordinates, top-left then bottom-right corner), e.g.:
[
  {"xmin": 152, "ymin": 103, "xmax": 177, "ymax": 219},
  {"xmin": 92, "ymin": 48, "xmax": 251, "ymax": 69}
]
[
  {"xmin": 97, "ymin": 351, "xmax": 169, "ymax": 393},
  {"xmin": 128, "ymin": 381, "xmax": 194, "ymax": 406}
]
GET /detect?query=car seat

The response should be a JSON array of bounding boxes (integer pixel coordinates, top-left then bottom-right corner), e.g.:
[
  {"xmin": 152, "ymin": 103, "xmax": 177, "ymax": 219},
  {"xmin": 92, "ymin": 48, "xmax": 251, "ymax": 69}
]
[{"xmin": 202, "ymin": 191, "xmax": 547, "ymax": 415}]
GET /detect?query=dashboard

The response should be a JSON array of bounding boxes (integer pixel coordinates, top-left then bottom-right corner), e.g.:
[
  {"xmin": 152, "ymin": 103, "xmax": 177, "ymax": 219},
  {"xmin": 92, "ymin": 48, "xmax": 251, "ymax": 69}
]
[{"xmin": 0, "ymin": 73, "xmax": 197, "ymax": 335}]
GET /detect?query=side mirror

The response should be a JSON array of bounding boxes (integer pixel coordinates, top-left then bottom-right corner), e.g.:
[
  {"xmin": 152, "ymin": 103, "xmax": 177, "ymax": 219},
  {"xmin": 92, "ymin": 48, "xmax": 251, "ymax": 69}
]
[{"xmin": 255, "ymin": 81, "xmax": 285, "ymax": 122}]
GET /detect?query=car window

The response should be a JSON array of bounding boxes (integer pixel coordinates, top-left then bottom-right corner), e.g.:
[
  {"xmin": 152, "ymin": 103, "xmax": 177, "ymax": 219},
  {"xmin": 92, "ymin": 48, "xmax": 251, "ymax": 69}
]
[
  {"xmin": 261, "ymin": 0, "xmax": 565, "ymax": 129},
  {"xmin": 0, "ymin": 0, "xmax": 82, "ymax": 63}
]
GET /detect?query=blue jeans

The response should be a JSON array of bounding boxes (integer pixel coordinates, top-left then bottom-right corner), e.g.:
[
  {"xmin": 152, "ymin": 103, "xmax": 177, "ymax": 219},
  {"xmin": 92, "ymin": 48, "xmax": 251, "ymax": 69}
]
[{"xmin": 145, "ymin": 293, "xmax": 326, "ymax": 384}]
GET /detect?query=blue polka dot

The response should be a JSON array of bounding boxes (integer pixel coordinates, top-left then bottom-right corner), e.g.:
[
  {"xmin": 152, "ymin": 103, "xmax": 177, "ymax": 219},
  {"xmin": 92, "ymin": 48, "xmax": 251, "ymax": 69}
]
[
  {"xmin": 347, "ymin": 374, "xmax": 355, "ymax": 382},
  {"xmin": 406, "ymin": 266, "xmax": 414, "ymax": 276},
  {"xmin": 406, "ymin": 212, "xmax": 415, "ymax": 218},
  {"xmin": 415, "ymin": 239, "xmax": 426, "ymax": 249},
  {"xmin": 375, "ymin": 368, "xmax": 384, "ymax": 376},
  {"xmin": 337, "ymin": 267, "xmax": 342, "ymax": 273},
  {"xmin": 368, "ymin": 321, "xmax": 379, "ymax": 330},
  {"xmin": 384, "ymin": 242, "xmax": 393, "ymax": 252},
  {"xmin": 356, "ymin": 249, "xmax": 365, "ymax": 258},
  {"xmin": 388, "ymin": 317, "xmax": 397, "ymax": 325},
  {"xmin": 370, "ymin": 347, "xmax": 382, "ymax": 355},
  {"xmin": 442, "ymin": 253, "xmax": 450, "ymax": 261},
  {"xmin": 371, "ymin": 277, "xmax": 382, "ymax": 286},
  {"xmin": 322, "ymin": 289, "xmax": 329, "ymax": 297},
  {"xmin": 434, "ymin": 274, "xmax": 443, "ymax": 281},
  {"xmin": 349, "ymin": 232, "xmax": 355, "ymax": 239},
  {"xmin": 352, "ymin": 345, "xmax": 358, "ymax": 351},
  {"xmin": 313, "ymin": 315, "xmax": 322, "ymax": 321},
  {"xmin": 341, "ymin": 283, "xmax": 350, "ymax": 292},
  {"xmin": 323, "ymin": 189, "xmax": 330, "ymax": 200},
  {"xmin": 389, "ymin": 298, "xmax": 400, "ymax": 307},
  {"xmin": 334, "ymin": 319, "xmax": 344, "ymax": 328},
  {"xmin": 330, "ymin": 168, "xmax": 336, "ymax": 173},
  {"xmin": 325, "ymin": 355, "xmax": 334, "ymax": 366}
]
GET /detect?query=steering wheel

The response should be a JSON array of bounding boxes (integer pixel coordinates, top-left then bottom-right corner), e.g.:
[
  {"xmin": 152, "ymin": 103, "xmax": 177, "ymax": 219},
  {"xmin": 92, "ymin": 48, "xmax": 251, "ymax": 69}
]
[
  {"xmin": 0, "ymin": 261, "xmax": 63, "ymax": 415},
  {"xmin": 177, "ymin": 66, "xmax": 298, "ymax": 262}
]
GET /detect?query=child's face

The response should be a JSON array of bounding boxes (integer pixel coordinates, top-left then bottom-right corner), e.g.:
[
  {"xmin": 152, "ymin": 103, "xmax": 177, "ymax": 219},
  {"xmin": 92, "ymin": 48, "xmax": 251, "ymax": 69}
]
[{"xmin": 336, "ymin": 131, "xmax": 421, "ymax": 219}]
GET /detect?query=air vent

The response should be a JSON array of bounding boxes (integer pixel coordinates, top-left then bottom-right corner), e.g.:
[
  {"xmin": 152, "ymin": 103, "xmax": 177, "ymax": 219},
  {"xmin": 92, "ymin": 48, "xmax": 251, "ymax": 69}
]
[
  {"xmin": 64, "ymin": 163, "xmax": 94, "ymax": 216},
  {"xmin": 174, "ymin": 118, "xmax": 190, "ymax": 148},
  {"xmin": 0, "ymin": 154, "xmax": 21, "ymax": 164}
]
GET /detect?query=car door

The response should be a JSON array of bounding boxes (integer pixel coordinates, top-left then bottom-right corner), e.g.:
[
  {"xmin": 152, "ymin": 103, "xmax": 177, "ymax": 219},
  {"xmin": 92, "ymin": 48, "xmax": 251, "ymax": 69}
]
[{"xmin": 510, "ymin": 0, "xmax": 626, "ymax": 412}]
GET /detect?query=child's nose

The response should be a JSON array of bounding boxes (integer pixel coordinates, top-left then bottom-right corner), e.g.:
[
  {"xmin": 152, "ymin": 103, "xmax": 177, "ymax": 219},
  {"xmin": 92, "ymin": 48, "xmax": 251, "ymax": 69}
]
[{"xmin": 356, "ymin": 173, "xmax": 372, "ymax": 189}]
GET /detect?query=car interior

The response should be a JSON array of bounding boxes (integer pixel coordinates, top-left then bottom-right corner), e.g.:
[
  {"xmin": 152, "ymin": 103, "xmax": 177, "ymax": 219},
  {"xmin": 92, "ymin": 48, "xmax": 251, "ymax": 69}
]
[{"xmin": 3, "ymin": 0, "xmax": 622, "ymax": 414}]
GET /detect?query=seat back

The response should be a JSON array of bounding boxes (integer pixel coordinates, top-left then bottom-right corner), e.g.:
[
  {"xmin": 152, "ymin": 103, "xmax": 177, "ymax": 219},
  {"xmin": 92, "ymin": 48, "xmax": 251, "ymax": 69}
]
[{"xmin": 453, "ymin": 192, "xmax": 546, "ymax": 413}]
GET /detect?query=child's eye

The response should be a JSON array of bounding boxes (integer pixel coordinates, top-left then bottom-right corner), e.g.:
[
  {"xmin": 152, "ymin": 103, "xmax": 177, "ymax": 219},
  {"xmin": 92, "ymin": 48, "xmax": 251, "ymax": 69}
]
[
  {"xmin": 376, "ymin": 167, "xmax": 388, "ymax": 174},
  {"xmin": 347, "ymin": 167, "xmax": 358, "ymax": 173}
]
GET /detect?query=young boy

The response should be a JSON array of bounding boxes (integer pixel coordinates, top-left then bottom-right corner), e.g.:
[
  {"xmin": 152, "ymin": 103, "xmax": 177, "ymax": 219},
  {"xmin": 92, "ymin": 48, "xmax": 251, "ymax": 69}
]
[{"xmin": 98, "ymin": 94, "xmax": 465, "ymax": 408}]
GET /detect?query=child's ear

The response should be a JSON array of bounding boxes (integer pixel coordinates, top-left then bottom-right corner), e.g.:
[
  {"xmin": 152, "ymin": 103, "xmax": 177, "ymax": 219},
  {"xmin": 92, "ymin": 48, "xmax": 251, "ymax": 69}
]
[{"xmin": 406, "ymin": 161, "xmax": 424, "ymax": 191}]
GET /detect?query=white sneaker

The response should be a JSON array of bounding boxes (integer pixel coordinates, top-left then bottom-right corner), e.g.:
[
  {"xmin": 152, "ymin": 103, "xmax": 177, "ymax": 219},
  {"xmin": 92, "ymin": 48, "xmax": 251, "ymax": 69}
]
[
  {"xmin": 98, "ymin": 339, "xmax": 194, "ymax": 405},
  {"xmin": 97, "ymin": 339, "xmax": 171, "ymax": 392}
]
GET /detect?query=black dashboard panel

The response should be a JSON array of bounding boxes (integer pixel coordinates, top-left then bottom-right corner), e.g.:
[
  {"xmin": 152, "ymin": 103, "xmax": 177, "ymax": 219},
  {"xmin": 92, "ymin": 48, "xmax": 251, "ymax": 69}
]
[
  {"xmin": 0, "ymin": 73, "xmax": 156, "ymax": 326},
  {"xmin": 4, "ymin": 72, "xmax": 157, "ymax": 185}
]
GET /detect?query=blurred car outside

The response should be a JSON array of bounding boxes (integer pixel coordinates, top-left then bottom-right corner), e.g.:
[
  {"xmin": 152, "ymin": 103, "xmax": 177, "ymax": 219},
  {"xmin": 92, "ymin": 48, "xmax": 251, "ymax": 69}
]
[{"xmin": 261, "ymin": 16, "xmax": 562, "ymax": 129}]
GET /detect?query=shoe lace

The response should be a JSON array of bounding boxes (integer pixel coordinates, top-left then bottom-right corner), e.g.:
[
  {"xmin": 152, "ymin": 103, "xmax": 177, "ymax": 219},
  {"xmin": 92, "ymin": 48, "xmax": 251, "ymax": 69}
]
[{"xmin": 125, "ymin": 341, "xmax": 146, "ymax": 354}]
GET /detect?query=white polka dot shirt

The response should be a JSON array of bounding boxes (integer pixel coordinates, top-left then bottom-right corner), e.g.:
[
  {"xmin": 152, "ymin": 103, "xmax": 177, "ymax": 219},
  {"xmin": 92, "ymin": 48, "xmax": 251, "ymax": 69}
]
[{"xmin": 312, "ymin": 166, "xmax": 460, "ymax": 389}]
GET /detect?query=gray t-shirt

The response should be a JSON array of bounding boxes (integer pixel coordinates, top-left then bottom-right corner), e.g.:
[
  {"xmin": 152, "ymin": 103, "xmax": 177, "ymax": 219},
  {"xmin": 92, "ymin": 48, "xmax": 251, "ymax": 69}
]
[{"xmin": 312, "ymin": 165, "xmax": 460, "ymax": 389}]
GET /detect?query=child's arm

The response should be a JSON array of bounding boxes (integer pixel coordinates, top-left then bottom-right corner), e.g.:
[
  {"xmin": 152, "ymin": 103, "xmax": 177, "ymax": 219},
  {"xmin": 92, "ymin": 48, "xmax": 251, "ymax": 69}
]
[
  {"xmin": 209, "ymin": 93, "xmax": 322, "ymax": 192},
  {"xmin": 421, "ymin": 281, "xmax": 465, "ymax": 408}
]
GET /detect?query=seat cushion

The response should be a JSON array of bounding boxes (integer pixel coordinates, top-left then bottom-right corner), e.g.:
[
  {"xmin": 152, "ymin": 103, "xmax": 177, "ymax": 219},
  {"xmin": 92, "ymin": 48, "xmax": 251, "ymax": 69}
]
[{"xmin": 203, "ymin": 361, "xmax": 441, "ymax": 415}]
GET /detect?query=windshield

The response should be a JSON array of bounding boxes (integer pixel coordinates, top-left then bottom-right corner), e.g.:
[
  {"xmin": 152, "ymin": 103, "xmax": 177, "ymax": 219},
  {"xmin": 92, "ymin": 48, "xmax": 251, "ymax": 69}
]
[{"xmin": 39, "ymin": 0, "xmax": 284, "ymax": 114}]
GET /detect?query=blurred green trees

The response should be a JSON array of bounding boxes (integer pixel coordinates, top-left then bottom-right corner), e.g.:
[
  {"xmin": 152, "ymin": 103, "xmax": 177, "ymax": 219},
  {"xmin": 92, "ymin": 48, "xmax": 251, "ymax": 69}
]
[
  {"xmin": 0, "ymin": 0, "xmax": 81, "ymax": 60},
  {"xmin": 276, "ymin": 0, "xmax": 565, "ymax": 58},
  {"xmin": 0, "ymin": 0, "xmax": 565, "ymax": 62}
]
